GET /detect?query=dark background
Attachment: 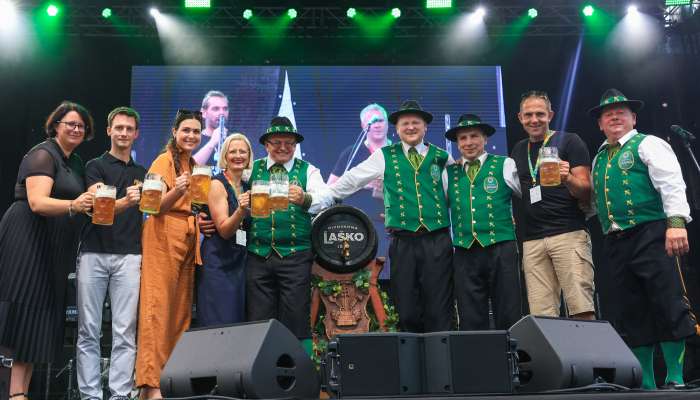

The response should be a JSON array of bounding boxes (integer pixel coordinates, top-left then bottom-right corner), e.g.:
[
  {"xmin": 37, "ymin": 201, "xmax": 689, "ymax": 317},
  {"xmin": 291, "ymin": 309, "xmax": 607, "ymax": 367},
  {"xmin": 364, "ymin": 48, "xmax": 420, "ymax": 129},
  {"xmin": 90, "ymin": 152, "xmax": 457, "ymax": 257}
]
[{"xmin": 1, "ymin": 0, "xmax": 700, "ymax": 396}]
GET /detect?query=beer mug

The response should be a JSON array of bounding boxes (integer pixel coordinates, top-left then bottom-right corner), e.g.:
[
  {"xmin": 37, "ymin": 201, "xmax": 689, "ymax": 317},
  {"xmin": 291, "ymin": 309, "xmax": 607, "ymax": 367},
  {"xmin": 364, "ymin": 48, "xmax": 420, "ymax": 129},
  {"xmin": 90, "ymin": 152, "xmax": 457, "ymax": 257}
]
[
  {"xmin": 539, "ymin": 146, "xmax": 561, "ymax": 187},
  {"xmin": 92, "ymin": 184, "xmax": 116, "ymax": 226},
  {"xmin": 140, "ymin": 173, "xmax": 163, "ymax": 215},
  {"xmin": 251, "ymin": 180, "xmax": 271, "ymax": 218},
  {"xmin": 190, "ymin": 166, "xmax": 212, "ymax": 205},
  {"xmin": 269, "ymin": 174, "xmax": 289, "ymax": 211}
]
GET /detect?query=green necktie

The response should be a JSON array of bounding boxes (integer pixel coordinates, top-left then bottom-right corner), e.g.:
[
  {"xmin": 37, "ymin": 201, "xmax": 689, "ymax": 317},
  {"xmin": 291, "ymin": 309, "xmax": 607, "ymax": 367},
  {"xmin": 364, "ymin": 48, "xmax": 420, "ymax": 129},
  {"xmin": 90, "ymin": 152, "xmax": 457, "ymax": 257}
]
[
  {"xmin": 467, "ymin": 159, "xmax": 481, "ymax": 181},
  {"xmin": 270, "ymin": 164, "xmax": 286, "ymax": 175},
  {"xmin": 607, "ymin": 143, "xmax": 621, "ymax": 161},
  {"xmin": 408, "ymin": 147, "xmax": 423, "ymax": 170}
]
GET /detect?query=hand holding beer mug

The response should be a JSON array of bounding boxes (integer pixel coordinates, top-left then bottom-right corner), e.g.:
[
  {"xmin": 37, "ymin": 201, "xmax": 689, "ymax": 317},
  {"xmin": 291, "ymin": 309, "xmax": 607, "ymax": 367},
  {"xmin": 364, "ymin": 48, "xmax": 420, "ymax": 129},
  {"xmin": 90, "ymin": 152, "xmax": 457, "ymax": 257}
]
[
  {"xmin": 251, "ymin": 180, "xmax": 271, "ymax": 218},
  {"xmin": 140, "ymin": 173, "xmax": 164, "ymax": 214},
  {"xmin": 269, "ymin": 174, "xmax": 289, "ymax": 211},
  {"xmin": 91, "ymin": 184, "xmax": 117, "ymax": 225},
  {"xmin": 539, "ymin": 146, "xmax": 561, "ymax": 187},
  {"xmin": 288, "ymin": 184, "xmax": 305, "ymax": 206},
  {"xmin": 190, "ymin": 166, "xmax": 212, "ymax": 205}
]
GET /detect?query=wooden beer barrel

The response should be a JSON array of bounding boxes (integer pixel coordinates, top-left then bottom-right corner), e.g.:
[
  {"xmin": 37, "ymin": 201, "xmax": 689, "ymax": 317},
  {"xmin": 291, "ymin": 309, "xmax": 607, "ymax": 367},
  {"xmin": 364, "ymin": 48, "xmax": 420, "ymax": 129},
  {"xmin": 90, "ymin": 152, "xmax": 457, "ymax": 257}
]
[{"xmin": 311, "ymin": 205, "xmax": 378, "ymax": 274}]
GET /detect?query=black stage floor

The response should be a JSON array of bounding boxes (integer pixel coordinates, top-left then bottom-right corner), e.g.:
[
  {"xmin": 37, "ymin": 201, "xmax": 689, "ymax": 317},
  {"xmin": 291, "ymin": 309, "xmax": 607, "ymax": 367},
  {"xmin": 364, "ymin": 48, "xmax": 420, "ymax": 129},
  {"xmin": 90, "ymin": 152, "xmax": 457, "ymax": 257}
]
[{"xmin": 340, "ymin": 392, "xmax": 700, "ymax": 400}]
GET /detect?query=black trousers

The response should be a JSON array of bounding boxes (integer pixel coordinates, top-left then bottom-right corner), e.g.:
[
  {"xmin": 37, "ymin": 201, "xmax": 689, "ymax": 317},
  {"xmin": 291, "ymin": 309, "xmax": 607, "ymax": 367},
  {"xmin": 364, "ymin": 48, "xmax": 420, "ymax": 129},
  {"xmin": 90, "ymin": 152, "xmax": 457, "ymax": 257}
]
[
  {"xmin": 245, "ymin": 250, "xmax": 314, "ymax": 339},
  {"xmin": 453, "ymin": 240, "xmax": 523, "ymax": 331},
  {"xmin": 604, "ymin": 220, "xmax": 697, "ymax": 348},
  {"xmin": 389, "ymin": 228, "xmax": 454, "ymax": 333}
]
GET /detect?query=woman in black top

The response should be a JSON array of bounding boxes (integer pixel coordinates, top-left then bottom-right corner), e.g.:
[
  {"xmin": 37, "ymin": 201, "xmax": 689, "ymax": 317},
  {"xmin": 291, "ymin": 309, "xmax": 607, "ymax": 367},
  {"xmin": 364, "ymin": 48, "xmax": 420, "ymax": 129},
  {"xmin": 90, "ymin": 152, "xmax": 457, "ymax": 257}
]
[{"xmin": 0, "ymin": 101, "xmax": 95, "ymax": 399}]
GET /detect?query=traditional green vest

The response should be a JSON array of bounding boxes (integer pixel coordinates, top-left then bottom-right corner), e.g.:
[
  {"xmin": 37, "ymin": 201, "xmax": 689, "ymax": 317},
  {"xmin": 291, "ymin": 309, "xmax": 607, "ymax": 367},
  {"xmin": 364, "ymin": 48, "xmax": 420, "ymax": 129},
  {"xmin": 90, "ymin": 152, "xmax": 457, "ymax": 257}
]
[
  {"xmin": 381, "ymin": 143, "xmax": 450, "ymax": 232},
  {"xmin": 248, "ymin": 158, "xmax": 312, "ymax": 258},
  {"xmin": 447, "ymin": 155, "xmax": 516, "ymax": 249},
  {"xmin": 593, "ymin": 133, "xmax": 666, "ymax": 233}
]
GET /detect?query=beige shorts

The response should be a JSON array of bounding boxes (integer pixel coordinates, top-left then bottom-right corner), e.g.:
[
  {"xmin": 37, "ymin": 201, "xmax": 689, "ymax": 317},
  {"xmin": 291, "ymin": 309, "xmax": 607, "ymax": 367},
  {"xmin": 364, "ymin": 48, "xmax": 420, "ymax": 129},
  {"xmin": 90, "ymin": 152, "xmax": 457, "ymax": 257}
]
[{"xmin": 522, "ymin": 229, "xmax": 595, "ymax": 317}]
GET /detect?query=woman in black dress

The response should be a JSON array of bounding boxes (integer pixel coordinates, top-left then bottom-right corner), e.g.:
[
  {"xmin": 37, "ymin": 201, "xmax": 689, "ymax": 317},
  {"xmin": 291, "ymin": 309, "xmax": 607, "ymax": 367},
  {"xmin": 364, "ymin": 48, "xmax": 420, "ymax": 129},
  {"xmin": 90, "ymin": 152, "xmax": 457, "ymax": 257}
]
[
  {"xmin": 196, "ymin": 133, "xmax": 252, "ymax": 326},
  {"xmin": 0, "ymin": 101, "xmax": 95, "ymax": 399}
]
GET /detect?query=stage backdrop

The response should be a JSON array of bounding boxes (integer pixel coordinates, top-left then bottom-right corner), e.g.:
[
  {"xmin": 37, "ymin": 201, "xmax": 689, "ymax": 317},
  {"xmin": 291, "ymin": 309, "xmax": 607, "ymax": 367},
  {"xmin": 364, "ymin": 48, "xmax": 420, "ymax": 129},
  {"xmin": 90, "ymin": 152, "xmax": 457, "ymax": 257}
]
[{"xmin": 131, "ymin": 65, "xmax": 507, "ymax": 278}]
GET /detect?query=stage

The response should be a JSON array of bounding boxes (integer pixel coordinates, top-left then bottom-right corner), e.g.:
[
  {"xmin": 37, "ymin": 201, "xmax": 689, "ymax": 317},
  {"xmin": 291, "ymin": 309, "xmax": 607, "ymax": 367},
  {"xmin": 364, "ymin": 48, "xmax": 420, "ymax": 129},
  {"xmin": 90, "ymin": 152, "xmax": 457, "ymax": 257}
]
[{"xmin": 340, "ymin": 391, "xmax": 700, "ymax": 400}]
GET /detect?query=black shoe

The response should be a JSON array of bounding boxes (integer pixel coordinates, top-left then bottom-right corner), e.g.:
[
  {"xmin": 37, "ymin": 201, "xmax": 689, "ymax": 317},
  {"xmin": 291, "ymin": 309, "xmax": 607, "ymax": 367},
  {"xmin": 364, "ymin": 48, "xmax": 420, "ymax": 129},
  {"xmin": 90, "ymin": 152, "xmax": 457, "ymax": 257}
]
[{"xmin": 659, "ymin": 381, "xmax": 687, "ymax": 390}]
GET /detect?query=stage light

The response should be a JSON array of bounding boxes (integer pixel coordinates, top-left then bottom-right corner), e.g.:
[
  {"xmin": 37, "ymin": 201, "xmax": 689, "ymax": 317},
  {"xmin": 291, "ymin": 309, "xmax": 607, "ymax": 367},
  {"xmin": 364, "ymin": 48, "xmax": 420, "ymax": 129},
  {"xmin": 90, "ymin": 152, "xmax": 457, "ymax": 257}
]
[
  {"xmin": 426, "ymin": 0, "xmax": 452, "ymax": 9},
  {"xmin": 0, "ymin": 0, "xmax": 18, "ymax": 31},
  {"xmin": 528, "ymin": 8, "xmax": 538, "ymax": 18},
  {"xmin": 102, "ymin": 8, "xmax": 112, "ymax": 19},
  {"xmin": 150, "ymin": 7, "xmax": 160, "ymax": 18},
  {"xmin": 473, "ymin": 6, "xmax": 486, "ymax": 20},
  {"xmin": 391, "ymin": 8, "xmax": 401, "ymax": 18},
  {"xmin": 347, "ymin": 7, "xmax": 356, "ymax": 18},
  {"xmin": 243, "ymin": 9, "xmax": 252, "ymax": 20},
  {"xmin": 582, "ymin": 5, "xmax": 595, "ymax": 17},
  {"xmin": 184, "ymin": 0, "xmax": 210, "ymax": 8},
  {"xmin": 627, "ymin": 5, "xmax": 639, "ymax": 15},
  {"xmin": 287, "ymin": 8, "xmax": 297, "ymax": 19},
  {"xmin": 46, "ymin": 4, "xmax": 59, "ymax": 17}
]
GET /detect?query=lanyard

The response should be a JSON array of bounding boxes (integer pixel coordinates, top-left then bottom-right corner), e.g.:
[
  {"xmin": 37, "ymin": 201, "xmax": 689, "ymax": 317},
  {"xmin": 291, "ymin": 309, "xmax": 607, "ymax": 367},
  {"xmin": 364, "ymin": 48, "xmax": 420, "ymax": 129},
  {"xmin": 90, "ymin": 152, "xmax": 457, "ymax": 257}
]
[{"xmin": 527, "ymin": 130, "xmax": 554, "ymax": 186}]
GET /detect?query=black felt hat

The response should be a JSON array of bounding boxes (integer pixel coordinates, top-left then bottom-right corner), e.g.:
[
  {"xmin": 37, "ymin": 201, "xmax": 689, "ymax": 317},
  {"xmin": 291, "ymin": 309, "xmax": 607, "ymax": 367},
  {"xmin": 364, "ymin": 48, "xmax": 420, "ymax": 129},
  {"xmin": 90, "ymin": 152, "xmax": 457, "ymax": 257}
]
[
  {"xmin": 588, "ymin": 88, "xmax": 644, "ymax": 119},
  {"xmin": 444, "ymin": 114, "xmax": 496, "ymax": 142},
  {"xmin": 388, "ymin": 100, "xmax": 433, "ymax": 125},
  {"xmin": 259, "ymin": 116, "xmax": 304, "ymax": 145}
]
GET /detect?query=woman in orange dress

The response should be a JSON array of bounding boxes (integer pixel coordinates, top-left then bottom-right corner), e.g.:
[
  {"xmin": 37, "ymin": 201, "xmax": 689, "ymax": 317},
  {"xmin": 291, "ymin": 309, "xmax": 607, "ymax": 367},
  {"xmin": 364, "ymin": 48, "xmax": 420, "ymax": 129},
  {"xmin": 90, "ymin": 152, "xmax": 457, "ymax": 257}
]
[{"xmin": 135, "ymin": 109, "xmax": 204, "ymax": 399}]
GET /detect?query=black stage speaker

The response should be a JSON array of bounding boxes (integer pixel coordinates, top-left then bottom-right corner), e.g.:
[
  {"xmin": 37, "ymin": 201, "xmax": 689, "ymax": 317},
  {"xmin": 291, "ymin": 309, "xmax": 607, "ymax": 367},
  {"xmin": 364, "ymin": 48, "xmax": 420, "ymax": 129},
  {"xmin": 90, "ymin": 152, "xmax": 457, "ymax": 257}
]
[
  {"xmin": 423, "ymin": 331, "xmax": 519, "ymax": 394},
  {"xmin": 161, "ymin": 319, "xmax": 319, "ymax": 399},
  {"xmin": 0, "ymin": 346, "xmax": 11, "ymax": 400},
  {"xmin": 509, "ymin": 316, "xmax": 642, "ymax": 392},
  {"xmin": 323, "ymin": 333, "xmax": 423, "ymax": 397}
]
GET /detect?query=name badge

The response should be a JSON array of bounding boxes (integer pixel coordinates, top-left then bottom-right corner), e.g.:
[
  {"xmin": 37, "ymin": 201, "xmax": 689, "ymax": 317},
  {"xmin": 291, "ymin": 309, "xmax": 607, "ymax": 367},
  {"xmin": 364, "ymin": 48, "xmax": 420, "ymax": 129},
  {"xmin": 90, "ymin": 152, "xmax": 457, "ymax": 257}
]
[
  {"xmin": 529, "ymin": 185, "xmax": 542, "ymax": 204},
  {"xmin": 236, "ymin": 229, "xmax": 247, "ymax": 246}
]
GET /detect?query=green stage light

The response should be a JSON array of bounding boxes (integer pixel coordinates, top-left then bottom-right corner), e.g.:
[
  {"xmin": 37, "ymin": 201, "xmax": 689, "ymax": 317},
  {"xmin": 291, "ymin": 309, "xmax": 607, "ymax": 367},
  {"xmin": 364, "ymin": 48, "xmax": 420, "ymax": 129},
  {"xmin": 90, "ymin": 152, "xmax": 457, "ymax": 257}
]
[
  {"xmin": 665, "ymin": 0, "xmax": 691, "ymax": 5},
  {"xmin": 582, "ymin": 5, "xmax": 595, "ymax": 17},
  {"xmin": 102, "ymin": 8, "xmax": 112, "ymax": 18},
  {"xmin": 426, "ymin": 0, "xmax": 452, "ymax": 9},
  {"xmin": 391, "ymin": 7, "xmax": 401, "ymax": 18},
  {"xmin": 528, "ymin": 8, "xmax": 538, "ymax": 18},
  {"xmin": 243, "ymin": 9, "xmax": 253, "ymax": 20},
  {"xmin": 287, "ymin": 8, "xmax": 297, "ymax": 19},
  {"xmin": 347, "ymin": 7, "xmax": 356, "ymax": 18},
  {"xmin": 184, "ymin": 0, "xmax": 210, "ymax": 8},
  {"xmin": 46, "ymin": 4, "xmax": 59, "ymax": 17}
]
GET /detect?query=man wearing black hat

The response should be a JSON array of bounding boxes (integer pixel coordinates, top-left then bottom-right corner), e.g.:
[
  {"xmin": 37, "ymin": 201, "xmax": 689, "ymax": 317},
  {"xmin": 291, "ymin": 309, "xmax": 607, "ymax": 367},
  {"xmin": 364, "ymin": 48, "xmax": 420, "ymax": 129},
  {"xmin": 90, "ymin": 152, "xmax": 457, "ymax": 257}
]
[
  {"xmin": 512, "ymin": 90, "xmax": 595, "ymax": 321},
  {"xmin": 444, "ymin": 114, "xmax": 522, "ymax": 330},
  {"xmin": 245, "ymin": 116, "xmax": 333, "ymax": 352},
  {"xmin": 329, "ymin": 100, "xmax": 454, "ymax": 333},
  {"xmin": 589, "ymin": 89, "xmax": 697, "ymax": 389}
]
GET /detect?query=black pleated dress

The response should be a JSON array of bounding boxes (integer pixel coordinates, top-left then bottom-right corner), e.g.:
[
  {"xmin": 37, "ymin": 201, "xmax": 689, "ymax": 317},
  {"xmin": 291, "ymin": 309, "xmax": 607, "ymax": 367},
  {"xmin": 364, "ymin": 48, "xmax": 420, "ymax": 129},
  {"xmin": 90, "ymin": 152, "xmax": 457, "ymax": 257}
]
[{"xmin": 0, "ymin": 139, "xmax": 86, "ymax": 363}]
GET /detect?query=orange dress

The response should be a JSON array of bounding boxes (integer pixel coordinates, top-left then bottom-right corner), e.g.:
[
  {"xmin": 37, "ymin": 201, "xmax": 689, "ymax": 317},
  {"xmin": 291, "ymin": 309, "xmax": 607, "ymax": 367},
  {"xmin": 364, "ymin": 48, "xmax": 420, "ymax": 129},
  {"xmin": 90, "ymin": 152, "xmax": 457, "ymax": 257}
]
[{"xmin": 135, "ymin": 151, "xmax": 202, "ymax": 388}]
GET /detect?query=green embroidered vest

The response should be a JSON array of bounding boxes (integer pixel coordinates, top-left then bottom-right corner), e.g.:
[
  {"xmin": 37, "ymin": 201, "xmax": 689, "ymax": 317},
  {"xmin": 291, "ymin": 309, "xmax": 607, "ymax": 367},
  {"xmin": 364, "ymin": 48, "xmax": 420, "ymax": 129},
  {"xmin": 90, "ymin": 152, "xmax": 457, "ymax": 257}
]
[
  {"xmin": 447, "ymin": 155, "xmax": 516, "ymax": 249},
  {"xmin": 248, "ymin": 158, "xmax": 312, "ymax": 258},
  {"xmin": 593, "ymin": 133, "xmax": 666, "ymax": 233},
  {"xmin": 381, "ymin": 143, "xmax": 450, "ymax": 232}
]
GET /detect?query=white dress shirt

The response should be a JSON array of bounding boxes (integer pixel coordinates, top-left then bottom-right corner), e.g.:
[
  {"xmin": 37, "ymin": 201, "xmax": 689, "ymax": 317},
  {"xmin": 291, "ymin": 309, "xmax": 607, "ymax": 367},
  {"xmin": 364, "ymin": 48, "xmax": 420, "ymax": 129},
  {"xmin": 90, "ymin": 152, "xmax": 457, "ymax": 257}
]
[
  {"xmin": 264, "ymin": 157, "xmax": 334, "ymax": 215},
  {"xmin": 329, "ymin": 141, "xmax": 454, "ymax": 199},
  {"xmin": 441, "ymin": 152, "xmax": 522, "ymax": 198},
  {"xmin": 592, "ymin": 129, "xmax": 691, "ymax": 223}
]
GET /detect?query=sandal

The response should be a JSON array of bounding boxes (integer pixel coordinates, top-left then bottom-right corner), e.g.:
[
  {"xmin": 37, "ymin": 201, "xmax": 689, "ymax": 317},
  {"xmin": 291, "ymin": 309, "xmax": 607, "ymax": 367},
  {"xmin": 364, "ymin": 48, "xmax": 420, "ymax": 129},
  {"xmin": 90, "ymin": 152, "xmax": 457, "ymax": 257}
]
[{"xmin": 9, "ymin": 394, "xmax": 28, "ymax": 399}]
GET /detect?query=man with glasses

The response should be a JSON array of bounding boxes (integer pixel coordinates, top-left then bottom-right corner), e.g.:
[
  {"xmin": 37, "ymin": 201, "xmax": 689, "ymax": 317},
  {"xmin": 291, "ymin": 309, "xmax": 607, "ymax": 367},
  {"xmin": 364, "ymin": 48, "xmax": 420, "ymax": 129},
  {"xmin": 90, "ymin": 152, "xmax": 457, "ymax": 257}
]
[
  {"xmin": 76, "ymin": 107, "xmax": 145, "ymax": 400},
  {"xmin": 330, "ymin": 100, "xmax": 454, "ymax": 333},
  {"xmin": 194, "ymin": 90, "xmax": 229, "ymax": 170},
  {"xmin": 511, "ymin": 91, "xmax": 595, "ymax": 320},
  {"xmin": 245, "ymin": 116, "xmax": 333, "ymax": 353}
]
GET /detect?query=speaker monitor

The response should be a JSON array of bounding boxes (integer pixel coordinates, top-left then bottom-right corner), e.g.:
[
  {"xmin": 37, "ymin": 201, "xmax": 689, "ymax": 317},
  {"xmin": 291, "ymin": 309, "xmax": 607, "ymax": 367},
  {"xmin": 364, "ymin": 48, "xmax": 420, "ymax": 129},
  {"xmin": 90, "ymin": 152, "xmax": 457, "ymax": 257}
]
[
  {"xmin": 509, "ymin": 316, "xmax": 642, "ymax": 392},
  {"xmin": 324, "ymin": 332, "xmax": 423, "ymax": 397},
  {"xmin": 423, "ymin": 330, "xmax": 518, "ymax": 394},
  {"xmin": 161, "ymin": 319, "xmax": 319, "ymax": 399}
]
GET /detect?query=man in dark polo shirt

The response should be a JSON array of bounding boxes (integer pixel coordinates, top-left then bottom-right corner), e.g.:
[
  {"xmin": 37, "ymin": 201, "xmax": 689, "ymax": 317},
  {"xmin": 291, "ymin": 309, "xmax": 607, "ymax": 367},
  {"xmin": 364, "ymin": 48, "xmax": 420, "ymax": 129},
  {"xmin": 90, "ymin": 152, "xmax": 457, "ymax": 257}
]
[
  {"xmin": 76, "ymin": 107, "xmax": 146, "ymax": 400},
  {"xmin": 511, "ymin": 91, "xmax": 595, "ymax": 320}
]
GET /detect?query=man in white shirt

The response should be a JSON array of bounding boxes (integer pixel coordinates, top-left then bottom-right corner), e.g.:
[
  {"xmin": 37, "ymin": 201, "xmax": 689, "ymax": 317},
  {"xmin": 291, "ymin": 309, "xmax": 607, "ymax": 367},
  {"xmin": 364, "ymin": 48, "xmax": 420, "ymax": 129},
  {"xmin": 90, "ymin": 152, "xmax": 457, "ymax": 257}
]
[
  {"xmin": 589, "ymin": 88, "xmax": 697, "ymax": 390},
  {"xmin": 443, "ymin": 114, "xmax": 523, "ymax": 330},
  {"xmin": 329, "ymin": 100, "xmax": 454, "ymax": 333}
]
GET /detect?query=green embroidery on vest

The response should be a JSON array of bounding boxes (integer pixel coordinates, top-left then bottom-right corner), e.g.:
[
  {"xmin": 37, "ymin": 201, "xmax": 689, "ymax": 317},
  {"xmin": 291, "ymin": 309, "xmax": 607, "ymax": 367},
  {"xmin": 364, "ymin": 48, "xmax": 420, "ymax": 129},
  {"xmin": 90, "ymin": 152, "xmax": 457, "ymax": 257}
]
[
  {"xmin": 447, "ymin": 155, "xmax": 515, "ymax": 249},
  {"xmin": 381, "ymin": 143, "xmax": 450, "ymax": 232},
  {"xmin": 248, "ymin": 158, "xmax": 312, "ymax": 258},
  {"xmin": 593, "ymin": 133, "xmax": 666, "ymax": 233}
]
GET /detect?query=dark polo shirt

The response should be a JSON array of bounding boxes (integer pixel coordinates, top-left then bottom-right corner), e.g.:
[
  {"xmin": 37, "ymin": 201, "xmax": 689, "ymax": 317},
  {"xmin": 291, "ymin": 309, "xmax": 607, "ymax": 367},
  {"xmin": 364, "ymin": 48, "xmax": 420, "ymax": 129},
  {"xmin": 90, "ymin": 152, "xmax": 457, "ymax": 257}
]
[{"xmin": 79, "ymin": 152, "xmax": 147, "ymax": 255}]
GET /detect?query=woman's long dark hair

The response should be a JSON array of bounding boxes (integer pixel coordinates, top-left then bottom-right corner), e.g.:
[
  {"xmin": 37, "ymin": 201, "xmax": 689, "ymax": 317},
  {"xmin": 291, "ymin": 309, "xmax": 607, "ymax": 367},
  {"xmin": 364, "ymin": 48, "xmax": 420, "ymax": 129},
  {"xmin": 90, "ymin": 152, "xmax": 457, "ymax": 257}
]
[{"xmin": 164, "ymin": 109, "xmax": 203, "ymax": 175}]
